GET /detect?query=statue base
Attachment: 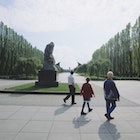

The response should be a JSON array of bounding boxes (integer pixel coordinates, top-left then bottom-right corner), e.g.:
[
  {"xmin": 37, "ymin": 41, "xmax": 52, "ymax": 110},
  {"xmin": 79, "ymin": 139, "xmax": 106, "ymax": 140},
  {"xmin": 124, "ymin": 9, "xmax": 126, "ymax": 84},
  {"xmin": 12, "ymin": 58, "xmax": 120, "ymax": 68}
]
[
  {"xmin": 35, "ymin": 70, "xmax": 59, "ymax": 87},
  {"xmin": 35, "ymin": 81, "xmax": 58, "ymax": 87}
]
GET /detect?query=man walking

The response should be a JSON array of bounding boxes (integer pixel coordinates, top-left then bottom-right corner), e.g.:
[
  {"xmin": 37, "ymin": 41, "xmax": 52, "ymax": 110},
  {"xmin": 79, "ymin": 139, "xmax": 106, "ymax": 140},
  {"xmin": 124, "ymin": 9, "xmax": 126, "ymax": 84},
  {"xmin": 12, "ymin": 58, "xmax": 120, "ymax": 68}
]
[{"xmin": 63, "ymin": 71, "xmax": 76, "ymax": 105}]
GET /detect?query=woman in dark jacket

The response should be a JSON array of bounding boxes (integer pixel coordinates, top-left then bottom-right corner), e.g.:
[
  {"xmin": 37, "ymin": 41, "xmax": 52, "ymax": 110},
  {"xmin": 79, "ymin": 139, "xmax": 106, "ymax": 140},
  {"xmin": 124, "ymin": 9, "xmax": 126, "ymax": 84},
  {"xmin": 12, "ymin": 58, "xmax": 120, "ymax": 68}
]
[{"xmin": 104, "ymin": 71, "xmax": 120, "ymax": 120}]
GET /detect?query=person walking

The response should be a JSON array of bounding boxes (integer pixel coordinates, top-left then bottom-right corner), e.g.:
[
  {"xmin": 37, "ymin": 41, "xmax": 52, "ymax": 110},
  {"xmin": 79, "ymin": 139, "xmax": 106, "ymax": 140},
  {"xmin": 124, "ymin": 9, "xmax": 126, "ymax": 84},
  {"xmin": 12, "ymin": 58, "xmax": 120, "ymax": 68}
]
[
  {"xmin": 80, "ymin": 78, "xmax": 95, "ymax": 115},
  {"xmin": 104, "ymin": 71, "xmax": 120, "ymax": 120},
  {"xmin": 63, "ymin": 71, "xmax": 76, "ymax": 105}
]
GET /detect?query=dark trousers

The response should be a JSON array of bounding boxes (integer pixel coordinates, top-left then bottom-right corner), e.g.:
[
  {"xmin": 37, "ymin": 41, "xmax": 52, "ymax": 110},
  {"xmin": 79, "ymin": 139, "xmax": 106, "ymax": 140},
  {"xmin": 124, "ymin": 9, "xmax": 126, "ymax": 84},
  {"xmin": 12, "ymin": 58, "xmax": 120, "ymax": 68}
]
[
  {"xmin": 81, "ymin": 101, "xmax": 91, "ymax": 113},
  {"xmin": 64, "ymin": 85, "xmax": 75, "ymax": 104}
]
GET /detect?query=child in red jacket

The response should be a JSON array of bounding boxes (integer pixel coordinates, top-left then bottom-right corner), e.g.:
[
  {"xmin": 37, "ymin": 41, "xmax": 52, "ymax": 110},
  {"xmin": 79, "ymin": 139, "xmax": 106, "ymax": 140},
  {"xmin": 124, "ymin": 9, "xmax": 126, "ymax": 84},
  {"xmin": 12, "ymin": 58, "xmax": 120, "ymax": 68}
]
[{"xmin": 80, "ymin": 78, "xmax": 95, "ymax": 115}]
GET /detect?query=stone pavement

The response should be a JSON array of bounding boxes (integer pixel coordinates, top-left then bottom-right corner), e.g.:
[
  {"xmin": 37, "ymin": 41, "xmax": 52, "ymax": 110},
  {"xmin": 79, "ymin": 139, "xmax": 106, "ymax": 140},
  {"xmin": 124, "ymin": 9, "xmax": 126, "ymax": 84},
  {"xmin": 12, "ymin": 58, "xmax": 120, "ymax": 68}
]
[{"xmin": 0, "ymin": 73, "xmax": 140, "ymax": 140}]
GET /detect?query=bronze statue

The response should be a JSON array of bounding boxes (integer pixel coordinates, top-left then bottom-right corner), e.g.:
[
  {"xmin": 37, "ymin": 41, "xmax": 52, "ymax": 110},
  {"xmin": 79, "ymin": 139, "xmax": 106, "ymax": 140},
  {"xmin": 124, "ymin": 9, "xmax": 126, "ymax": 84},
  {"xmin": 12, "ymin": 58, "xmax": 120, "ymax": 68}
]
[
  {"xmin": 35, "ymin": 42, "xmax": 58, "ymax": 87},
  {"xmin": 43, "ymin": 42, "xmax": 57, "ymax": 71}
]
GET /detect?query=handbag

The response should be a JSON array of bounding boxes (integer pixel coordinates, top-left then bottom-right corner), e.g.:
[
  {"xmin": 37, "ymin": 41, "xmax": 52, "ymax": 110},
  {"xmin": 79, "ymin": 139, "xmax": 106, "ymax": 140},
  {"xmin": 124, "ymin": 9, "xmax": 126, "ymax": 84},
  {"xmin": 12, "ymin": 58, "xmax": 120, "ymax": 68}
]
[{"xmin": 105, "ymin": 90, "xmax": 117, "ymax": 101}]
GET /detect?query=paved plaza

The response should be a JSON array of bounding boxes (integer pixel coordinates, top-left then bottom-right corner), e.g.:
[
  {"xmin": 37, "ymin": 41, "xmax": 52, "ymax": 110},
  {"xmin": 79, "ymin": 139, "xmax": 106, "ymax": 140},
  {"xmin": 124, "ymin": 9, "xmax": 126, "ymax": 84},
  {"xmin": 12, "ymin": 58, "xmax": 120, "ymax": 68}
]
[{"xmin": 0, "ymin": 73, "xmax": 140, "ymax": 140}]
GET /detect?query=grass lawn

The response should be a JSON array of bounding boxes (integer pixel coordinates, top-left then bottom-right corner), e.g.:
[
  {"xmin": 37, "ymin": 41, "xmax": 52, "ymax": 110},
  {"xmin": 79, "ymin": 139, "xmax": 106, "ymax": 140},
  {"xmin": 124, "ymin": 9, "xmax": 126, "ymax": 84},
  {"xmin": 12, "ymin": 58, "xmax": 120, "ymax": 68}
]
[{"xmin": 5, "ymin": 83, "xmax": 80, "ymax": 92}]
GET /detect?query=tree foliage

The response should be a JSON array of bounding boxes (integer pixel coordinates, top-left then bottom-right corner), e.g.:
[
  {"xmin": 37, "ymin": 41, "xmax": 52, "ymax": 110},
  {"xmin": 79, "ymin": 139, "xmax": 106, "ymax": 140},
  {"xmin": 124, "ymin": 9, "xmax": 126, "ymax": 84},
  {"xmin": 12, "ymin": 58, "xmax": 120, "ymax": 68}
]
[
  {"xmin": 14, "ymin": 57, "xmax": 42, "ymax": 76},
  {"xmin": 0, "ymin": 21, "xmax": 43, "ymax": 78},
  {"xmin": 76, "ymin": 16, "xmax": 140, "ymax": 78}
]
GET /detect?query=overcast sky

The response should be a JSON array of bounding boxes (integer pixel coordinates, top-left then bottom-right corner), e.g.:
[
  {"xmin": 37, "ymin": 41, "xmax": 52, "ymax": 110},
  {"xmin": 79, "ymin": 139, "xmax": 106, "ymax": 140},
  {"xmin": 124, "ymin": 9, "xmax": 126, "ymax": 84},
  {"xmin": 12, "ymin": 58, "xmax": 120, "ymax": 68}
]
[{"xmin": 0, "ymin": 0, "xmax": 140, "ymax": 69}]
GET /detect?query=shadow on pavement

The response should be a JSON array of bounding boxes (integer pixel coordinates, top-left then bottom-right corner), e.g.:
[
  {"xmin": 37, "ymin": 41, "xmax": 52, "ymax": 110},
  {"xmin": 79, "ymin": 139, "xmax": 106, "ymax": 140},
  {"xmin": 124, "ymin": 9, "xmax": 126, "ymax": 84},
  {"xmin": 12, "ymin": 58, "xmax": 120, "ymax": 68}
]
[
  {"xmin": 73, "ymin": 115, "xmax": 91, "ymax": 129},
  {"xmin": 9, "ymin": 93, "xmax": 27, "ymax": 97},
  {"xmin": 54, "ymin": 104, "xmax": 72, "ymax": 115},
  {"xmin": 98, "ymin": 121, "xmax": 121, "ymax": 140}
]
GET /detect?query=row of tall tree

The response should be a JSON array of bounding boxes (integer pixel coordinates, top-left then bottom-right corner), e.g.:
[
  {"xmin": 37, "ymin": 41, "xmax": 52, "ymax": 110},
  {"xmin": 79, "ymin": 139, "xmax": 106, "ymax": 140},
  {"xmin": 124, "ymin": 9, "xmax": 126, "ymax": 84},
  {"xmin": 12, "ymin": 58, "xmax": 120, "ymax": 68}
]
[
  {"xmin": 76, "ymin": 16, "xmax": 140, "ymax": 78},
  {"xmin": 0, "ymin": 21, "xmax": 44, "ymax": 78}
]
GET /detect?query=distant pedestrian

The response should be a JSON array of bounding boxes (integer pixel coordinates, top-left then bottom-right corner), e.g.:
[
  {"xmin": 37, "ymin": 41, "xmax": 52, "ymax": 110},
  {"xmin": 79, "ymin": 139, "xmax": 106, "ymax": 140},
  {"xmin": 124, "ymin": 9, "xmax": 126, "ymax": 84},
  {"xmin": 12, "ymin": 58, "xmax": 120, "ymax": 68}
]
[
  {"xmin": 80, "ymin": 78, "xmax": 95, "ymax": 115},
  {"xmin": 104, "ymin": 71, "xmax": 120, "ymax": 120},
  {"xmin": 63, "ymin": 71, "xmax": 76, "ymax": 105}
]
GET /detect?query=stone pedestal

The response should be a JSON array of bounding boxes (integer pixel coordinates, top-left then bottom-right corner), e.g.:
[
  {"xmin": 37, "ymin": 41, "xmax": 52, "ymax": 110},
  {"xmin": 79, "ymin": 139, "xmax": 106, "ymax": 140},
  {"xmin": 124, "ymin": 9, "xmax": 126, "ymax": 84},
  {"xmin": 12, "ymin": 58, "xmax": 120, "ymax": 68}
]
[{"xmin": 35, "ymin": 70, "xmax": 58, "ymax": 87}]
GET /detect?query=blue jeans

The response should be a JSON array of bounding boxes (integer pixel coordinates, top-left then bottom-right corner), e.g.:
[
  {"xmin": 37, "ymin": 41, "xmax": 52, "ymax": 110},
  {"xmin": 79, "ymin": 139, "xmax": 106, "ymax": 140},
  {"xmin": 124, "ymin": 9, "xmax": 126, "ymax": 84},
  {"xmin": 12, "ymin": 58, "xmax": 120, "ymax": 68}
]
[{"xmin": 106, "ymin": 100, "xmax": 116, "ymax": 116}]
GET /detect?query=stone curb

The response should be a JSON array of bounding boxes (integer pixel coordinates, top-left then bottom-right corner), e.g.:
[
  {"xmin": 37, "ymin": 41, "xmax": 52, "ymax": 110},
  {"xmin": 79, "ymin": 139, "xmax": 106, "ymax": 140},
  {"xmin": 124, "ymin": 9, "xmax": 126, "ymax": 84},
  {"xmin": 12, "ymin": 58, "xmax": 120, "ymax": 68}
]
[{"xmin": 0, "ymin": 90, "xmax": 80, "ymax": 95}]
